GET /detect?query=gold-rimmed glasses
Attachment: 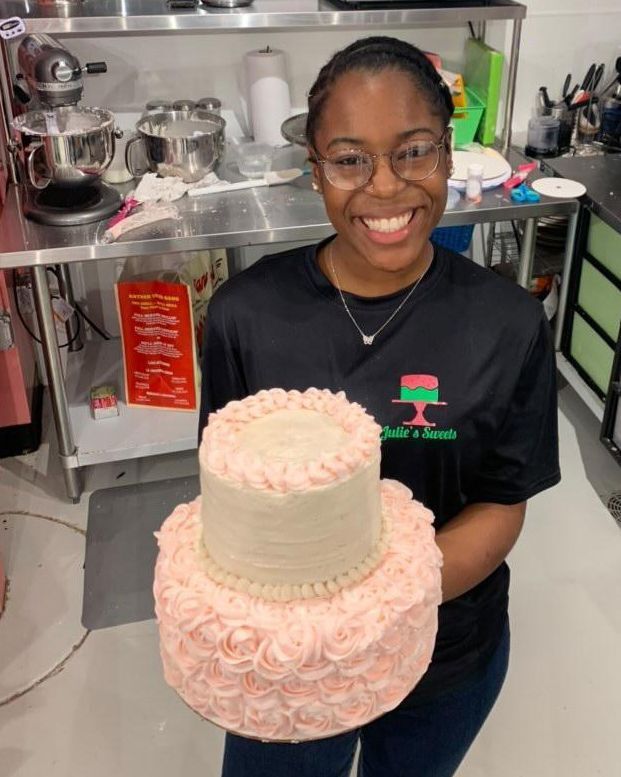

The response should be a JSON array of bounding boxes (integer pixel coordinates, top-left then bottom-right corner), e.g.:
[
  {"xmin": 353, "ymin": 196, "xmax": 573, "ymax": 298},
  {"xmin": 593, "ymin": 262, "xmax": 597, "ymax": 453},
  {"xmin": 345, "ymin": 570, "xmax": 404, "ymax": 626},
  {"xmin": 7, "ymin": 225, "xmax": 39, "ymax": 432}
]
[{"xmin": 311, "ymin": 131, "xmax": 449, "ymax": 191}]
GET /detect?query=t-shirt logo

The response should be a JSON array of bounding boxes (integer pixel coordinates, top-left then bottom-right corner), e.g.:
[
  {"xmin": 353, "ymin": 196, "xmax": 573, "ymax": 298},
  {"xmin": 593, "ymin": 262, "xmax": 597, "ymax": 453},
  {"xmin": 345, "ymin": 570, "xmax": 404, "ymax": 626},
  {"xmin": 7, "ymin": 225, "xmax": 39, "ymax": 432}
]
[
  {"xmin": 382, "ymin": 374, "xmax": 457, "ymax": 441},
  {"xmin": 391, "ymin": 374, "xmax": 447, "ymax": 427}
]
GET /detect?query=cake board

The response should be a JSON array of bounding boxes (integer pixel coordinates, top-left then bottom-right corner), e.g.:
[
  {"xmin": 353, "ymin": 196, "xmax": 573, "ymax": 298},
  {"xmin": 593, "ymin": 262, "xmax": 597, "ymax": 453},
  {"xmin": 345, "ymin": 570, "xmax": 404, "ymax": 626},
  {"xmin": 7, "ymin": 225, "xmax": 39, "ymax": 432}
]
[{"xmin": 83, "ymin": 475, "xmax": 199, "ymax": 630}]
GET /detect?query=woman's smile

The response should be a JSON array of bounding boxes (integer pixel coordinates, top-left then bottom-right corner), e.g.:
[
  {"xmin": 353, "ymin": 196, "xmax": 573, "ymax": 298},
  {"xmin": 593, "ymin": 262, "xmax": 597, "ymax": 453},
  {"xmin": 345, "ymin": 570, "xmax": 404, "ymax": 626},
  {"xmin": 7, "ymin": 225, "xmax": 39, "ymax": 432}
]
[{"xmin": 354, "ymin": 208, "xmax": 418, "ymax": 244}]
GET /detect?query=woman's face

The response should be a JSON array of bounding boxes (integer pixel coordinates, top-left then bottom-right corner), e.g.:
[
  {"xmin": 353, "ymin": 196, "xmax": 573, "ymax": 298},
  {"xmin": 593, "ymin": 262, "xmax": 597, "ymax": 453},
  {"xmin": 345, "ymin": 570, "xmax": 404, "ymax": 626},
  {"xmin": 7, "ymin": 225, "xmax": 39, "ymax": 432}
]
[{"xmin": 311, "ymin": 68, "xmax": 451, "ymax": 277}]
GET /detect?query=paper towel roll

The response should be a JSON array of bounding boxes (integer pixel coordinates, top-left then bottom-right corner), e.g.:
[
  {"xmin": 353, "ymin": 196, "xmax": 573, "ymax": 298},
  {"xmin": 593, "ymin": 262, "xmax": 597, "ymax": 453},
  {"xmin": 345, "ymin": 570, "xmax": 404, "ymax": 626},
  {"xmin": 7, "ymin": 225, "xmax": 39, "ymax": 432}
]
[{"xmin": 245, "ymin": 47, "xmax": 291, "ymax": 146}]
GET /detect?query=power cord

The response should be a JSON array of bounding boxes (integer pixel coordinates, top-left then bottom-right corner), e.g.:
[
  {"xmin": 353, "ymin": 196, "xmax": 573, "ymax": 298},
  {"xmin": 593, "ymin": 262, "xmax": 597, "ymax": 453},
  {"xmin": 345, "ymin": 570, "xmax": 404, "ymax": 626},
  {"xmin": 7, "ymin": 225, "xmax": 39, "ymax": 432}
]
[
  {"xmin": 74, "ymin": 301, "xmax": 110, "ymax": 340},
  {"xmin": 12, "ymin": 268, "xmax": 82, "ymax": 348},
  {"xmin": 45, "ymin": 267, "xmax": 111, "ymax": 341}
]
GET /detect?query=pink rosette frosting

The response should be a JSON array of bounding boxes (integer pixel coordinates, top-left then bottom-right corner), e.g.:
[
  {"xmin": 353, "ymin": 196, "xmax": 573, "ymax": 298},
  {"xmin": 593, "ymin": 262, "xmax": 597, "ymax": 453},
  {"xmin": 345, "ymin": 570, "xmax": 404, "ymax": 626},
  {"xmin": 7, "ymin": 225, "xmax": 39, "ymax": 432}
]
[{"xmin": 154, "ymin": 480, "xmax": 443, "ymax": 741}]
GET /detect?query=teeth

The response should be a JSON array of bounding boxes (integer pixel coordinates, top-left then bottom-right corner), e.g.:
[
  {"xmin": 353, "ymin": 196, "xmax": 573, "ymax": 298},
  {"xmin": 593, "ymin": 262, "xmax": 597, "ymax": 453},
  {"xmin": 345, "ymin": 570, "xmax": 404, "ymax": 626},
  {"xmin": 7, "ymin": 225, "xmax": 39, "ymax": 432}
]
[{"xmin": 362, "ymin": 211, "xmax": 413, "ymax": 233}]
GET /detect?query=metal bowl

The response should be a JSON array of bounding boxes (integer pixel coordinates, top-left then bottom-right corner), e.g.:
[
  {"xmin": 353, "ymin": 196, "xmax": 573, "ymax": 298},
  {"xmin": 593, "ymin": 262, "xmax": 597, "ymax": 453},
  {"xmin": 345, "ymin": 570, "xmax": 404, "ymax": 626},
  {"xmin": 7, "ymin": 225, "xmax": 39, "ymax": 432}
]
[
  {"xmin": 281, "ymin": 113, "xmax": 308, "ymax": 146},
  {"xmin": 200, "ymin": 0, "xmax": 253, "ymax": 7},
  {"xmin": 12, "ymin": 106, "xmax": 119, "ymax": 189},
  {"xmin": 126, "ymin": 109, "xmax": 226, "ymax": 183}
]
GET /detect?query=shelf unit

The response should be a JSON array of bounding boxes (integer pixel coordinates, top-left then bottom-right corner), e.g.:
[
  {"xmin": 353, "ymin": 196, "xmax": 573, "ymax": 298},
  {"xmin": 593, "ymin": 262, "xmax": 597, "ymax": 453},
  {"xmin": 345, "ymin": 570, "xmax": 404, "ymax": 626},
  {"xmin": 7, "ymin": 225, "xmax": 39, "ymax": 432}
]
[
  {"xmin": 65, "ymin": 339, "xmax": 198, "ymax": 467},
  {"xmin": 0, "ymin": 0, "xmax": 526, "ymax": 36},
  {"xmin": 2, "ymin": 0, "xmax": 571, "ymax": 502}
]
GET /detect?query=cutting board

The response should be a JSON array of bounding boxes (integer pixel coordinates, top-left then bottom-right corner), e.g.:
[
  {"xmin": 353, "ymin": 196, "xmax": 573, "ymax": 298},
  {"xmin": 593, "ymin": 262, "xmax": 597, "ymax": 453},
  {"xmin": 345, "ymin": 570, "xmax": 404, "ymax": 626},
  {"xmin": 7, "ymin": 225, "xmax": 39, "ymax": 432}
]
[{"xmin": 464, "ymin": 38, "xmax": 504, "ymax": 146}]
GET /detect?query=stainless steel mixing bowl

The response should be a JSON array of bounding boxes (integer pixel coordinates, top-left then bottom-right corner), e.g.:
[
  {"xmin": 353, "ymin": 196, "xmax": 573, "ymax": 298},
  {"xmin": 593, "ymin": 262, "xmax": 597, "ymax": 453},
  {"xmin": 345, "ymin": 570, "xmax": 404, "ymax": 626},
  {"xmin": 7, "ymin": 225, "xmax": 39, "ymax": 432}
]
[
  {"xmin": 12, "ymin": 106, "xmax": 119, "ymax": 189},
  {"xmin": 126, "ymin": 110, "xmax": 226, "ymax": 183}
]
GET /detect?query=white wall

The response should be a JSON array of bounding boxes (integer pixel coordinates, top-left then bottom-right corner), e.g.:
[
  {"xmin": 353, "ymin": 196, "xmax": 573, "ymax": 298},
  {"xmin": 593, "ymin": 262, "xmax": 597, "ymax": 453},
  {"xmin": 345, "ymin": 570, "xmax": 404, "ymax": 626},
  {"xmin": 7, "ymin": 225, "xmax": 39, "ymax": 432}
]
[
  {"xmin": 487, "ymin": 0, "xmax": 621, "ymax": 135},
  {"xmin": 67, "ymin": 1, "xmax": 621, "ymax": 138},
  {"xmin": 69, "ymin": 27, "xmax": 469, "ymax": 135}
]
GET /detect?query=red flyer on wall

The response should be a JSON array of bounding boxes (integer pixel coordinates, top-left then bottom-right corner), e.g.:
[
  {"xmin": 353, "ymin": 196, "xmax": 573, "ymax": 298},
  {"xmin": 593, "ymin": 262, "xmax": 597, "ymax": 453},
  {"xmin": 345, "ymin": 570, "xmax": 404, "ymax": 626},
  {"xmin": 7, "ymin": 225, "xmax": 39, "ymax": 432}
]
[{"xmin": 115, "ymin": 280, "xmax": 198, "ymax": 411}]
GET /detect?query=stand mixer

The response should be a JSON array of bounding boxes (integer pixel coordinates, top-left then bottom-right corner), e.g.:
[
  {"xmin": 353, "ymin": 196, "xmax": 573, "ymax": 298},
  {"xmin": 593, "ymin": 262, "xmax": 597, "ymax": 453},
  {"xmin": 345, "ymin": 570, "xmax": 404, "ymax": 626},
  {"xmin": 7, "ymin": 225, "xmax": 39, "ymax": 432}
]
[{"xmin": 11, "ymin": 34, "xmax": 122, "ymax": 226}]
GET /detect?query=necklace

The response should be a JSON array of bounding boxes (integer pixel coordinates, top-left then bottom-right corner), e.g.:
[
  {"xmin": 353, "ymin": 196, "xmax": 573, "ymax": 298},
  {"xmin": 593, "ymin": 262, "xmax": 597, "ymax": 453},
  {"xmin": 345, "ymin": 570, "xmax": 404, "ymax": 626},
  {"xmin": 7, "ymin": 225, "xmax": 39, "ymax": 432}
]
[{"xmin": 327, "ymin": 242, "xmax": 431, "ymax": 346}]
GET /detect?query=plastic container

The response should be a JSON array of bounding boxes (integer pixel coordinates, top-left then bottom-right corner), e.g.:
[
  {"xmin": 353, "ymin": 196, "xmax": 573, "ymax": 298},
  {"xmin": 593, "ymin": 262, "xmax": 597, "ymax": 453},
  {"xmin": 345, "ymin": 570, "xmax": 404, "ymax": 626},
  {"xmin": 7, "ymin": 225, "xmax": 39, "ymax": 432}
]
[
  {"xmin": 236, "ymin": 141, "xmax": 273, "ymax": 179},
  {"xmin": 450, "ymin": 87, "xmax": 485, "ymax": 147},
  {"xmin": 525, "ymin": 116, "xmax": 560, "ymax": 158},
  {"xmin": 431, "ymin": 225, "xmax": 475, "ymax": 254},
  {"xmin": 466, "ymin": 162, "xmax": 483, "ymax": 203},
  {"xmin": 599, "ymin": 97, "xmax": 621, "ymax": 148},
  {"xmin": 551, "ymin": 104, "xmax": 573, "ymax": 154}
]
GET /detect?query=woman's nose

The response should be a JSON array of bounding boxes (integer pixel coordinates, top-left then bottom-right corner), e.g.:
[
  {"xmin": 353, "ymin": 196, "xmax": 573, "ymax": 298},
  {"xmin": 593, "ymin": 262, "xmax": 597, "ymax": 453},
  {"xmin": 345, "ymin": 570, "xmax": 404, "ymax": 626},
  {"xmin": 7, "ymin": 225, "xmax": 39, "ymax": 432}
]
[{"xmin": 365, "ymin": 154, "xmax": 406, "ymax": 198}]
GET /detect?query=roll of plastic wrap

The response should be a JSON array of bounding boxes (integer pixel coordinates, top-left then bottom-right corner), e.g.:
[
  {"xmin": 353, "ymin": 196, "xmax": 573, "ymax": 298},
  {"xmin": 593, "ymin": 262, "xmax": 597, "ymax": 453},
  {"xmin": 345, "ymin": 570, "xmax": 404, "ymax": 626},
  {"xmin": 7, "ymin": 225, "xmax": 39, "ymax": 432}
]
[{"xmin": 244, "ymin": 47, "xmax": 291, "ymax": 146}]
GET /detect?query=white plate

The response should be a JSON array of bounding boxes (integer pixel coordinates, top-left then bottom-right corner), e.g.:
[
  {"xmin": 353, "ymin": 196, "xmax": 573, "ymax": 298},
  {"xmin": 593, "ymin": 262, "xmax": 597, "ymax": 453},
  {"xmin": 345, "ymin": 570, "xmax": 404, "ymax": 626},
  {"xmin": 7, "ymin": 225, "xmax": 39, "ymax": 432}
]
[
  {"xmin": 449, "ymin": 150, "xmax": 512, "ymax": 182},
  {"xmin": 531, "ymin": 177, "xmax": 587, "ymax": 199}
]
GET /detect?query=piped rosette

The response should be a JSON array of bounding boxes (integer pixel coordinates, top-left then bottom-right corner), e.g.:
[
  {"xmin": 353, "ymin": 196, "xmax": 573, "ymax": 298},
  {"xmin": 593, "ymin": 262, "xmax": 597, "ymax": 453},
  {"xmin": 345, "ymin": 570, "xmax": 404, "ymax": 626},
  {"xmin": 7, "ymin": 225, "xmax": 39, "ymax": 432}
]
[{"xmin": 154, "ymin": 479, "xmax": 443, "ymax": 742}]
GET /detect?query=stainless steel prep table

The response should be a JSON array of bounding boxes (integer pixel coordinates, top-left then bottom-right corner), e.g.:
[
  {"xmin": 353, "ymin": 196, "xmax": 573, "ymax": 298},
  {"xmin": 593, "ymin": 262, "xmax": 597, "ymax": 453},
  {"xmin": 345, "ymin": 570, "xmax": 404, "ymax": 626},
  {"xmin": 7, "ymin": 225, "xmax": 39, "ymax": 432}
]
[
  {"xmin": 0, "ymin": 152, "xmax": 579, "ymax": 500},
  {"xmin": 1, "ymin": 0, "xmax": 579, "ymax": 501}
]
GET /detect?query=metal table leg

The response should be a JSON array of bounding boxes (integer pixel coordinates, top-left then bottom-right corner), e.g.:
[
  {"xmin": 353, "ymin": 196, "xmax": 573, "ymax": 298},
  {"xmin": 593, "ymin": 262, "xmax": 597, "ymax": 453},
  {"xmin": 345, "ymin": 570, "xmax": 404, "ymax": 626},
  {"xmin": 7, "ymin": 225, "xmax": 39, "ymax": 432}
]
[
  {"xmin": 485, "ymin": 222, "xmax": 496, "ymax": 268},
  {"xmin": 517, "ymin": 218, "xmax": 538, "ymax": 290},
  {"xmin": 31, "ymin": 265, "xmax": 82, "ymax": 503},
  {"xmin": 554, "ymin": 209, "xmax": 580, "ymax": 351},
  {"xmin": 501, "ymin": 18, "xmax": 523, "ymax": 155}
]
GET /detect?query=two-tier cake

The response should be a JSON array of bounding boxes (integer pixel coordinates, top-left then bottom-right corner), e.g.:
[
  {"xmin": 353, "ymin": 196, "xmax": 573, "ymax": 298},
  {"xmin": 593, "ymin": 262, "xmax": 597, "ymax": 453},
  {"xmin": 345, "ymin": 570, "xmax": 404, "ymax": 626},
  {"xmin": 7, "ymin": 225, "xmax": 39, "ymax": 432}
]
[{"xmin": 154, "ymin": 387, "xmax": 442, "ymax": 741}]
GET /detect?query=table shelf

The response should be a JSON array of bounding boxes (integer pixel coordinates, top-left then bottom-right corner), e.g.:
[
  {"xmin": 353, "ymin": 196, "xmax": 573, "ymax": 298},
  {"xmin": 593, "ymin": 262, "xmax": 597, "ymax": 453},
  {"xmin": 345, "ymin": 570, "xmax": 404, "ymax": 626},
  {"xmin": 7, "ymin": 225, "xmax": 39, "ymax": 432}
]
[
  {"xmin": 65, "ymin": 338, "xmax": 198, "ymax": 467},
  {"xmin": 1, "ymin": 0, "xmax": 526, "ymax": 37},
  {"xmin": 0, "ymin": 149, "xmax": 579, "ymax": 271}
]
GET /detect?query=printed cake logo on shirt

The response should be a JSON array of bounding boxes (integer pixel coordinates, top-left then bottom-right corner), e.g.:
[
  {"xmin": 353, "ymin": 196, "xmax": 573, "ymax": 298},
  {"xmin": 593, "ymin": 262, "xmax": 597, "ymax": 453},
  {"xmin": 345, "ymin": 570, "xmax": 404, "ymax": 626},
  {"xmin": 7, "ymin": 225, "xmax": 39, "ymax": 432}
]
[{"xmin": 382, "ymin": 374, "xmax": 457, "ymax": 441}]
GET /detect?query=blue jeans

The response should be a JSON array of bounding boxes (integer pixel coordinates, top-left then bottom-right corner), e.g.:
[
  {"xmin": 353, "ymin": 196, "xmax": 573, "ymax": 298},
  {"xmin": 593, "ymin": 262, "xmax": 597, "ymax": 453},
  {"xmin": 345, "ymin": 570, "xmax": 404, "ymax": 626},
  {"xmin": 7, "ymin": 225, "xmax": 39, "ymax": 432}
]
[{"xmin": 221, "ymin": 618, "xmax": 510, "ymax": 777}]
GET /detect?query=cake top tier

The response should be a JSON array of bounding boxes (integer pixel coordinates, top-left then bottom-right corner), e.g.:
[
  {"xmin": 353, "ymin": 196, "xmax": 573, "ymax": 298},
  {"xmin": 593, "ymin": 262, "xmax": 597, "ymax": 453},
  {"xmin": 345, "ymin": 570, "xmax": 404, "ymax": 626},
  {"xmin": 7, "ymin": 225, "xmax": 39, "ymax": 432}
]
[{"xmin": 201, "ymin": 388, "xmax": 381, "ymax": 492}]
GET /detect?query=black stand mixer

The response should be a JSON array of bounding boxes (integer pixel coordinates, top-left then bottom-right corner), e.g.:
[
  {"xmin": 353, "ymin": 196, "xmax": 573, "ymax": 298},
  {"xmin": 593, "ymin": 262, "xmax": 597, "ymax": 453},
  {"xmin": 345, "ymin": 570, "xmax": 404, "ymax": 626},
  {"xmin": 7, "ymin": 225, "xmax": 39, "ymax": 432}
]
[{"xmin": 11, "ymin": 34, "xmax": 122, "ymax": 226}]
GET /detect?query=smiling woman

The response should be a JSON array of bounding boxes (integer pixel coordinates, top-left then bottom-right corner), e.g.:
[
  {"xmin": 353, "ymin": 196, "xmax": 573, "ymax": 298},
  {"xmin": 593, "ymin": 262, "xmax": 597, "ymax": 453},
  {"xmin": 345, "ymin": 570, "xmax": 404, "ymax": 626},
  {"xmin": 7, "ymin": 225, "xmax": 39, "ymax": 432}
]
[
  {"xmin": 307, "ymin": 37, "xmax": 454, "ymax": 297},
  {"xmin": 199, "ymin": 35, "xmax": 561, "ymax": 777}
]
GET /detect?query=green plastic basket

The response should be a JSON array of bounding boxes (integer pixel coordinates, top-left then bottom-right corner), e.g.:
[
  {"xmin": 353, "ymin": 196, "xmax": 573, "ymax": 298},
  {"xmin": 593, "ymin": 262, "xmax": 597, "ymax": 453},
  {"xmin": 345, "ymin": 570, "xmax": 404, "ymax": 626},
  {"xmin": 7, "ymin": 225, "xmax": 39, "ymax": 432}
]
[{"xmin": 451, "ymin": 88, "xmax": 485, "ymax": 147}]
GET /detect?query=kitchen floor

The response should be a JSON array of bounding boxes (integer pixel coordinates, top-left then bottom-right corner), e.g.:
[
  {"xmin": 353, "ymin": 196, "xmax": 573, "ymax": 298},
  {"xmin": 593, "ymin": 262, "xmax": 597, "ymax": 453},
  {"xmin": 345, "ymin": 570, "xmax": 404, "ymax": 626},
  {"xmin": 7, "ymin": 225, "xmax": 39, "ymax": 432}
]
[{"xmin": 0, "ymin": 383, "xmax": 620, "ymax": 777}]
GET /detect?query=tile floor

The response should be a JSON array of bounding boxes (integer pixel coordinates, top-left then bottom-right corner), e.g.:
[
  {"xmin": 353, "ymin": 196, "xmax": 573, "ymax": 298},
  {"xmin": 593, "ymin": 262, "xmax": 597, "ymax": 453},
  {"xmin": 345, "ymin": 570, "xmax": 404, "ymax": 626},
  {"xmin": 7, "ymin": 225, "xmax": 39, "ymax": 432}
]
[{"xmin": 0, "ymin": 382, "xmax": 620, "ymax": 777}]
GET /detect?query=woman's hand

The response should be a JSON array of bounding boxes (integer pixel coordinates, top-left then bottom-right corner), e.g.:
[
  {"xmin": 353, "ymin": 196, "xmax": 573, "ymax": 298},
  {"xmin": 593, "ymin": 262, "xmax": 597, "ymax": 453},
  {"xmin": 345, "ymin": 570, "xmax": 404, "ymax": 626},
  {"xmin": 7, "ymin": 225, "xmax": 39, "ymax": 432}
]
[{"xmin": 435, "ymin": 502, "xmax": 526, "ymax": 603}]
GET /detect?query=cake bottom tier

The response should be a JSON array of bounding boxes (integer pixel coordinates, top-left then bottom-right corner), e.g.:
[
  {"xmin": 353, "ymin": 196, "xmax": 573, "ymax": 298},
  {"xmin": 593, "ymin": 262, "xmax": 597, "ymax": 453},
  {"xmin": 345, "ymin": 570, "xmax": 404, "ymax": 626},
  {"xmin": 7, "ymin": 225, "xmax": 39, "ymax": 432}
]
[{"xmin": 154, "ymin": 479, "xmax": 443, "ymax": 742}]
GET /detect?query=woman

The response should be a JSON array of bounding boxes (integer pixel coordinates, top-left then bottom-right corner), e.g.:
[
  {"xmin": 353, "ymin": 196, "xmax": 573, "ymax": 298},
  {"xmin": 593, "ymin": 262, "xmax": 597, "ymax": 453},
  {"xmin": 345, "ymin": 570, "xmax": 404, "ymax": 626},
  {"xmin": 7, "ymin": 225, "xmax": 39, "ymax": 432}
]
[{"xmin": 199, "ymin": 36, "xmax": 560, "ymax": 777}]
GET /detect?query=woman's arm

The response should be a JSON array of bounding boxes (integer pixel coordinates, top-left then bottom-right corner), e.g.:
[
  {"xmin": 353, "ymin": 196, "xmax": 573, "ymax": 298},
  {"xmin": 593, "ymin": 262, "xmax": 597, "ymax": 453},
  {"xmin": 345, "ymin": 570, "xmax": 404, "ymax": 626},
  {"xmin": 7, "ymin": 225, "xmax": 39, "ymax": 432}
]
[{"xmin": 435, "ymin": 502, "xmax": 526, "ymax": 603}]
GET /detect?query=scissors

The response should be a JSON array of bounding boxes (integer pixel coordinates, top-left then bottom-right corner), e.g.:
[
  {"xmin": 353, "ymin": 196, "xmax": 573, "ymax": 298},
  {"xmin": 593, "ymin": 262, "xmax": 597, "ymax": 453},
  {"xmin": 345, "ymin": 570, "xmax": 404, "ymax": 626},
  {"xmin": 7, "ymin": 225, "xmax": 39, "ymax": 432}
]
[{"xmin": 510, "ymin": 183, "xmax": 541, "ymax": 203}]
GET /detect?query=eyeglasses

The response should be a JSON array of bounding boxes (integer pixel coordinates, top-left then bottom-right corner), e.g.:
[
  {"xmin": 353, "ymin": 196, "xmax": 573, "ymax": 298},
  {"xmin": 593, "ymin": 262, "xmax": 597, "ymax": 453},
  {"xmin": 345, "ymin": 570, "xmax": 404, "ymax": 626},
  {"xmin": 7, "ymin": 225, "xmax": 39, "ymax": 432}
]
[{"xmin": 311, "ymin": 132, "xmax": 449, "ymax": 191}]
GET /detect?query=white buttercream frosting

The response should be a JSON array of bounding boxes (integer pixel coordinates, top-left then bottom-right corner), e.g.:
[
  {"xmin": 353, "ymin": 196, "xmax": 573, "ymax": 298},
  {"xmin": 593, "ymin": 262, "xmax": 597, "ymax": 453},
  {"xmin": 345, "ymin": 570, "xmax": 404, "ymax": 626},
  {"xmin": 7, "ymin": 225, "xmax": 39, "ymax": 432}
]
[{"xmin": 199, "ymin": 389, "xmax": 383, "ymax": 590}]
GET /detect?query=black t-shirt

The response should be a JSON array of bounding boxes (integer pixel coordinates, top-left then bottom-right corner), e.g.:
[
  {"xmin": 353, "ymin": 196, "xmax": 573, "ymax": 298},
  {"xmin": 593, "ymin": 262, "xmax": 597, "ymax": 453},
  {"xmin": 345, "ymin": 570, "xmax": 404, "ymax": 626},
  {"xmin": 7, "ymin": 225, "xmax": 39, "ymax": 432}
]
[{"xmin": 198, "ymin": 239, "xmax": 560, "ymax": 705}]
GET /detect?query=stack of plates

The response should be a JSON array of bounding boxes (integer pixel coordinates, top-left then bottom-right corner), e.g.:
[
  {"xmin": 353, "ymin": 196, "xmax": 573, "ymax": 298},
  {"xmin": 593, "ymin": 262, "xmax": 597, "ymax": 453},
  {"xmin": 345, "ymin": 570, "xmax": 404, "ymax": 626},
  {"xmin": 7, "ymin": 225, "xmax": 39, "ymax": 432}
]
[{"xmin": 536, "ymin": 215, "xmax": 568, "ymax": 250}]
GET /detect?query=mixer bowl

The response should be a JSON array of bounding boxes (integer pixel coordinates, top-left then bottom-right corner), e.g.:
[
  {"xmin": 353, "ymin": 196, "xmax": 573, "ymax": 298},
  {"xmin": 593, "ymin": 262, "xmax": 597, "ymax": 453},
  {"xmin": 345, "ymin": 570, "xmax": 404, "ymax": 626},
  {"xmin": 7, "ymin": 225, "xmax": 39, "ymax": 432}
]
[
  {"xmin": 127, "ymin": 110, "xmax": 226, "ymax": 183},
  {"xmin": 12, "ymin": 106, "xmax": 119, "ymax": 189}
]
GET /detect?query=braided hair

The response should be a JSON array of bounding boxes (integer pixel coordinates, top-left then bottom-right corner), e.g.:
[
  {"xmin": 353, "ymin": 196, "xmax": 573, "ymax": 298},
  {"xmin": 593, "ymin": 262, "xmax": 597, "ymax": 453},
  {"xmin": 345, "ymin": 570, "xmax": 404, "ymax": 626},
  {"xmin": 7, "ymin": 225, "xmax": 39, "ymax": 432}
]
[{"xmin": 306, "ymin": 36, "xmax": 454, "ymax": 147}]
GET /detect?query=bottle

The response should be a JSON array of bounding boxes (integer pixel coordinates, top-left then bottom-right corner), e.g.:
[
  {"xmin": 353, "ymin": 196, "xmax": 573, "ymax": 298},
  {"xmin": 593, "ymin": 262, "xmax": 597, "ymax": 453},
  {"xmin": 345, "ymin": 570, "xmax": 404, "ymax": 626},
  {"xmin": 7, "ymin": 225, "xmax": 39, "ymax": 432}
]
[{"xmin": 466, "ymin": 163, "xmax": 483, "ymax": 204}]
